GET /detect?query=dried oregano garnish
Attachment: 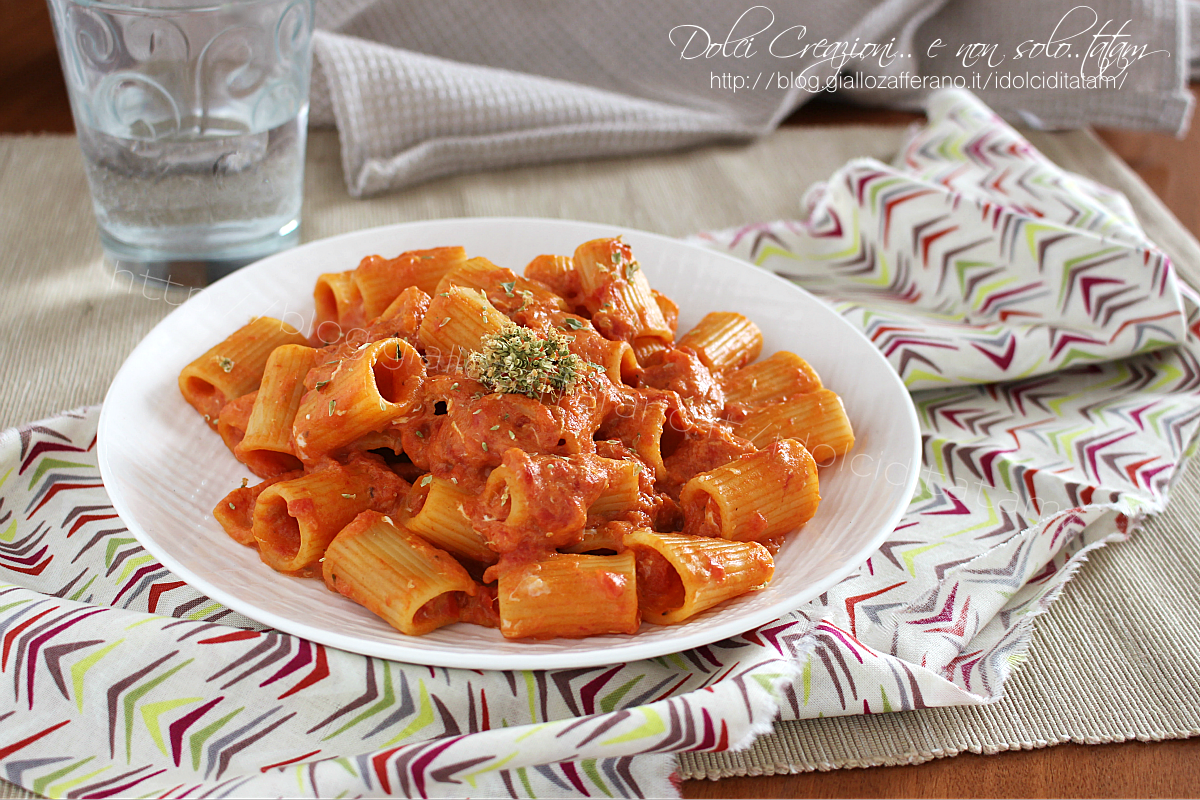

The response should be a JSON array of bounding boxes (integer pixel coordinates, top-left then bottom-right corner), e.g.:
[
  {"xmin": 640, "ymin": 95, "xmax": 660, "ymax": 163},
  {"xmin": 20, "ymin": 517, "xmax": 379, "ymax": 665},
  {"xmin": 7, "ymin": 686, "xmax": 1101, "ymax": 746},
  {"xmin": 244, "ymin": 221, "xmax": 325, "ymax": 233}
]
[{"xmin": 466, "ymin": 325, "xmax": 586, "ymax": 399}]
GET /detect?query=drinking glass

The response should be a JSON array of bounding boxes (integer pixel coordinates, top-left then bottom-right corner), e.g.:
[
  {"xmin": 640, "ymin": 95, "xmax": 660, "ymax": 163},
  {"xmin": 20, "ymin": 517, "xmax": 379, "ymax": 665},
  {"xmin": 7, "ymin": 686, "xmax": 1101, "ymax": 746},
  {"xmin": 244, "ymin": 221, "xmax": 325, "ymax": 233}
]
[{"xmin": 47, "ymin": 0, "xmax": 315, "ymax": 286}]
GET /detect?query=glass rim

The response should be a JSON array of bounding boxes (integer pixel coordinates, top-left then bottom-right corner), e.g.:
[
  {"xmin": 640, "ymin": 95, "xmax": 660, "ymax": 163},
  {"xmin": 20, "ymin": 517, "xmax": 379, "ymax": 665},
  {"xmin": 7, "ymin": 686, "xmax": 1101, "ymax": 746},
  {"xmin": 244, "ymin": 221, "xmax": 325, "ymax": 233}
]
[{"xmin": 53, "ymin": 0, "xmax": 311, "ymax": 13}]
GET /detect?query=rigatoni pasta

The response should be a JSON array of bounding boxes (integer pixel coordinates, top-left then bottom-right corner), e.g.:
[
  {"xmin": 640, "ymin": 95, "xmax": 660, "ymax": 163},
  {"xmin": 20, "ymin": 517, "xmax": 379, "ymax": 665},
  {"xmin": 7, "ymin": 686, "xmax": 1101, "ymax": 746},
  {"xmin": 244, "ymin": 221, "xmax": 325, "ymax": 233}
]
[
  {"xmin": 735, "ymin": 388, "xmax": 856, "ymax": 462},
  {"xmin": 417, "ymin": 285, "xmax": 509, "ymax": 361},
  {"xmin": 253, "ymin": 454, "xmax": 407, "ymax": 573},
  {"xmin": 353, "ymin": 246, "xmax": 467, "ymax": 319},
  {"xmin": 182, "ymin": 236, "xmax": 854, "ymax": 641},
  {"xmin": 679, "ymin": 439, "xmax": 820, "ymax": 542},
  {"xmin": 723, "ymin": 351, "xmax": 822, "ymax": 406},
  {"xmin": 179, "ymin": 316, "xmax": 307, "ymax": 427},
  {"xmin": 498, "ymin": 552, "xmax": 639, "ymax": 639},
  {"xmin": 407, "ymin": 476, "xmax": 497, "ymax": 564},
  {"xmin": 678, "ymin": 311, "xmax": 763, "ymax": 373},
  {"xmin": 293, "ymin": 337, "xmax": 424, "ymax": 460},
  {"xmin": 237, "ymin": 344, "xmax": 318, "ymax": 477},
  {"xmin": 626, "ymin": 530, "xmax": 773, "ymax": 624},
  {"xmin": 324, "ymin": 511, "xmax": 478, "ymax": 636}
]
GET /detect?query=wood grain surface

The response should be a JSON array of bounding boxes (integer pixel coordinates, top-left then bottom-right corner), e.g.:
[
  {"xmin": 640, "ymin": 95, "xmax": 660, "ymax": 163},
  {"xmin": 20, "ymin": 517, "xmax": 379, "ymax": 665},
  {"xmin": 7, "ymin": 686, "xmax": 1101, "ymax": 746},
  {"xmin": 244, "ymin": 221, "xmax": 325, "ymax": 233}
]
[{"xmin": 2, "ymin": 1, "xmax": 1198, "ymax": 796}]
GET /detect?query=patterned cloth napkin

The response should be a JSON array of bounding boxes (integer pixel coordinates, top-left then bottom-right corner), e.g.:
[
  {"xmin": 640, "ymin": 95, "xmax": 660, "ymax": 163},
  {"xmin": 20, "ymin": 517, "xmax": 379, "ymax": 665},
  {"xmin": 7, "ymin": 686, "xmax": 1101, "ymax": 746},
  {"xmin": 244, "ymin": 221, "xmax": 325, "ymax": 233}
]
[{"xmin": 4, "ymin": 88, "xmax": 1200, "ymax": 799}]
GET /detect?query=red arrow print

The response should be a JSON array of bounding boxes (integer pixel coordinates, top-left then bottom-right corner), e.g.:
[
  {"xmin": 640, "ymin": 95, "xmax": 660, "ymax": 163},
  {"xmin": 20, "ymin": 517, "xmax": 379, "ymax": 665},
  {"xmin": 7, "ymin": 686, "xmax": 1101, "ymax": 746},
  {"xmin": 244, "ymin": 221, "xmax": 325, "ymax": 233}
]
[
  {"xmin": 927, "ymin": 488, "xmax": 971, "ymax": 515},
  {"xmin": 883, "ymin": 188, "xmax": 938, "ymax": 244},
  {"xmin": 278, "ymin": 643, "xmax": 329, "ymax": 699},
  {"xmin": 198, "ymin": 630, "xmax": 262, "ymax": 645},
  {"xmin": 0, "ymin": 719, "xmax": 71, "ymax": 760},
  {"xmin": 939, "ymin": 407, "xmax": 985, "ymax": 430},
  {"xmin": 978, "ymin": 282, "xmax": 1042, "ymax": 315},
  {"xmin": 2, "ymin": 607, "xmax": 56, "ymax": 669},
  {"xmin": 18, "ymin": 440, "xmax": 87, "ymax": 474},
  {"xmin": 999, "ymin": 308, "xmax": 1040, "ymax": 322},
  {"xmin": 869, "ymin": 323, "xmax": 921, "ymax": 343},
  {"xmin": 68, "ymin": 513, "xmax": 119, "ymax": 536},
  {"xmin": 910, "ymin": 584, "xmax": 959, "ymax": 625},
  {"xmin": 813, "ymin": 206, "xmax": 844, "ymax": 239},
  {"xmin": 260, "ymin": 749, "xmax": 322, "ymax": 773},
  {"xmin": 1107, "ymin": 310, "xmax": 1183, "ymax": 343},
  {"xmin": 1079, "ymin": 276, "xmax": 1122, "ymax": 316},
  {"xmin": 971, "ymin": 335, "xmax": 1017, "ymax": 370},
  {"xmin": 844, "ymin": 581, "xmax": 906, "ymax": 638},
  {"xmin": 27, "ymin": 482, "xmax": 105, "ymax": 517},
  {"xmin": 920, "ymin": 225, "xmax": 958, "ymax": 266},
  {"xmin": 988, "ymin": 166, "xmax": 1010, "ymax": 192},
  {"xmin": 1122, "ymin": 456, "xmax": 1157, "ymax": 484},
  {"xmin": 147, "ymin": 581, "xmax": 187, "ymax": 614},
  {"xmin": 852, "ymin": 170, "xmax": 890, "ymax": 204}
]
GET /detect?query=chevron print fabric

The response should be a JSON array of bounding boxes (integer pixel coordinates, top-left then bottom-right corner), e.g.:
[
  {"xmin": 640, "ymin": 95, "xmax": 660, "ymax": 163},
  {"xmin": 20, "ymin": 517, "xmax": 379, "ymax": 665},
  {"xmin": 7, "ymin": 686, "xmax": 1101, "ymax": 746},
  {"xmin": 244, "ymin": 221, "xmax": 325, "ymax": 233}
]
[
  {"xmin": 4, "ymin": 87, "xmax": 1200, "ymax": 799},
  {"xmin": 699, "ymin": 88, "xmax": 1200, "ymax": 721},
  {"xmin": 709, "ymin": 89, "xmax": 1189, "ymax": 392},
  {"xmin": 1, "ymin": 410, "xmax": 811, "ymax": 798}
]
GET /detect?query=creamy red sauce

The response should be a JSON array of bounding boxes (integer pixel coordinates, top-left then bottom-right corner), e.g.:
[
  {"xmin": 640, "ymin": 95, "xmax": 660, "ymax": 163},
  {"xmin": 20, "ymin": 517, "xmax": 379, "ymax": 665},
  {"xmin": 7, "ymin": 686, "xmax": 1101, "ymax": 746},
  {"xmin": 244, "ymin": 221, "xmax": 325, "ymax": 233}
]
[
  {"xmin": 332, "ymin": 280, "xmax": 771, "ymax": 578},
  {"xmin": 660, "ymin": 421, "xmax": 756, "ymax": 500},
  {"xmin": 221, "ymin": 241, "xmax": 819, "ymax": 635},
  {"xmin": 411, "ymin": 592, "xmax": 460, "ymax": 629},
  {"xmin": 640, "ymin": 347, "xmax": 726, "ymax": 421},
  {"xmin": 633, "ymin": 546, "xmax": 686, "ymax": 618}
]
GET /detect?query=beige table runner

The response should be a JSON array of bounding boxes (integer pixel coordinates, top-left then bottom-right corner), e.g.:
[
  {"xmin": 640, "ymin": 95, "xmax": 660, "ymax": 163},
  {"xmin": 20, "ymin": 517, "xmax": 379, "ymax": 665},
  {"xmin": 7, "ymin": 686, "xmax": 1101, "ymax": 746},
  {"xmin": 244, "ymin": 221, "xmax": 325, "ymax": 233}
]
[{"xmin": 0, "ymin": 128, "xmax": 1198, "ymax": 797}]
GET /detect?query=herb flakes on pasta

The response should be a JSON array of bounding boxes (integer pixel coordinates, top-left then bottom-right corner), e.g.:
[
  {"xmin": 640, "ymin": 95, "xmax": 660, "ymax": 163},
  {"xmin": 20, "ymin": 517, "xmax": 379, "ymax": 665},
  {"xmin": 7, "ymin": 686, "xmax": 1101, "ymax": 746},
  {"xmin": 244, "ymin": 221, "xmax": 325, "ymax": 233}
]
[{"xmin": 467, "ymin": 325, "xmax": 586, "ymax": 399}]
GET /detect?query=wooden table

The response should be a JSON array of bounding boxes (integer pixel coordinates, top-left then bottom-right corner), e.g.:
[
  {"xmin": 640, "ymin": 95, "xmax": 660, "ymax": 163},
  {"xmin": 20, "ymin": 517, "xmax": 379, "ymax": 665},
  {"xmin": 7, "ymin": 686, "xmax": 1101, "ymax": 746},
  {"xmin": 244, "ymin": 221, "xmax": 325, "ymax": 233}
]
[{"xmin": 3, "ymin": 2, "xmax": 1198, "ymax": 795}]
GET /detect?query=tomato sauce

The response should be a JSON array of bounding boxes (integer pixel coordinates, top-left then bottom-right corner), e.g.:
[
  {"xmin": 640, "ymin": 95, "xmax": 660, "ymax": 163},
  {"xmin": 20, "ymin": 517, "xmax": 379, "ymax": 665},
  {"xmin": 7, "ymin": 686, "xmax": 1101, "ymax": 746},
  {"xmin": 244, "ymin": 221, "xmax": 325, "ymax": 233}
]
[
  {"xmin": 230, "ymin": 240, "xmax": 820, "ymax": 635},
  {"xmin": 633, "ymin": 546, "xmax": 685, "ymax": 618}
]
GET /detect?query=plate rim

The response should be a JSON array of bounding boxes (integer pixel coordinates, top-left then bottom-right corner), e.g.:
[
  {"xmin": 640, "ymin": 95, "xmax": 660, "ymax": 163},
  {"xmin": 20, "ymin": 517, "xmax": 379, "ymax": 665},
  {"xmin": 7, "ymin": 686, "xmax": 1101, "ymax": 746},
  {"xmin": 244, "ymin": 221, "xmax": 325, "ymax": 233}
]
[{"xmin": 97, "ymin": 215, "xmax": 921, "ymax": 669}]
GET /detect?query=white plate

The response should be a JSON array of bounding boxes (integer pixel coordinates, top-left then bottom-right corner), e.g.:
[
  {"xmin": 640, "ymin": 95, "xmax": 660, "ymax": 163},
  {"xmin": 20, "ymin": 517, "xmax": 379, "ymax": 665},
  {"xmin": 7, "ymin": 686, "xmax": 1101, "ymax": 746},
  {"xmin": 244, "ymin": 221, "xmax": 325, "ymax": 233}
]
[{"xmin": 98, "ymin": 217, "xmax": 920, "ymax": 670}]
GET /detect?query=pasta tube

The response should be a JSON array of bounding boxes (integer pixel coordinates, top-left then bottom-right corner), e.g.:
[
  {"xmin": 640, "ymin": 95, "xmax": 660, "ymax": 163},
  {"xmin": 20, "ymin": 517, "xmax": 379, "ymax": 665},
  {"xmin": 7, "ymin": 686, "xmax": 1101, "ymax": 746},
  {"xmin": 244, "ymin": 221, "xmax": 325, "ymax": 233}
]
[
  {"xmin": 572, "ymin": 238, "xmax": 672, "ymax": 344},
  {"xmin": 324, "ymin": 511, "xmax": 477, "ymax": 636},
  {"xmin": 559, "ymin": 523, "xmax": 630, "ymax": 554},
  {"xmin": 236, "ymin": 344, "xmax": 318, "ymax": 478},
  {"xmin": 252, "ymin": 455, "xmax": 407, "ymax": 573},
  {"xmin": 212, "ymin": 470, "xmax": 301, "ymax": 547},
  {"xmin": 680, "ymin": 439, "xmax": 820, "ymax": 541},
  {"xmin": 735, "ymin": 388, "xmax": 855, "ymax": 463},
  {"xmin": 625, "ymin": 530, "xmax": 773, "ymax": 624},
  {"xmin": 473, "ymin": 452, "xmax": 618, "ymax": 553},
  {"xmin": 406, "ymin": 476, "xmax": 497, "ymax": 564},
  {"xmin": 417, "ymin": 285, "xmax": 509, "ymax": 363},
  {"xmin": 587, "ymin": 459, "xmax": 644, "ymax": 520},
  {"xmin": 438, "ymin": 257, "xmax": 567, "ymax": 312},
  {"xmin": 216, "ymin": 391, "xmax": 256, "ymax": 455},
  {"xmin": 556, "ymin": 317, "xmax": 637, "ymax": 385},
  {"xmin": 723, "ymin": 351, "xmax": 823, "ymax": 406},
  {"xmin": 600, "ymin": 397, "xmax": 671, "ymax": 481},
  {"xmin": 294, "ymin": 337, "xmax": 424, "ymax": 460},
  {"xmin": 178, "ymin": 316, "xmax": 307, "ymax": 427},
  {"xmin": 594, "ymin": 338, "xmax": 638, "ymax": 385},
  {"xmin": 651, "ymin": 289, "xmax": 679, "ymax": 336},
  {"xmin": 524, "ymin": 254, "xmax": 579, "ymax": 302},
  {"xmin": 353, "ymin": 246, "xmax": 467, "ymax": 320},
  {"xmin": 314, "ymin": 271, "xmax": 365, "ymax": 339},
  {"xmin": 632, "ymin": 337, "xmax": 669, "ymax": 367},
  {"xmin": 677, "ymin": 311, "xmax": 763, "ymax": 373},
  {"xmin": 498, "ymin": 552, "xmax": 639, "ymax": 639}
]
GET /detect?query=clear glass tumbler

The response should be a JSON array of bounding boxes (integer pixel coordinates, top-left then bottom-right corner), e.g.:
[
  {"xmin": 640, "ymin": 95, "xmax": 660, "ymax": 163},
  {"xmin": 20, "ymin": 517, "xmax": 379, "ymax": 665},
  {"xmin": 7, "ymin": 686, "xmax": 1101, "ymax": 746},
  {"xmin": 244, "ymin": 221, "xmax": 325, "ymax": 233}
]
[{"xmin": 47, "ymin": 0, "xmax": 314, "ymax": 286}]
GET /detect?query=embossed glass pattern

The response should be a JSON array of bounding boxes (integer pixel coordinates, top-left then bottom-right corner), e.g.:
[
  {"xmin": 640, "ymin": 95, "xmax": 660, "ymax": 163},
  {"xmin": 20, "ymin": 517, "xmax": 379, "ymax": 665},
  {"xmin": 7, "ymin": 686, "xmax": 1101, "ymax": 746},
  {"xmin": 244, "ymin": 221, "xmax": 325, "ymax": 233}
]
[{"xmin": 47, "ymin": 0, "xmax": 315, "ymax": 284}]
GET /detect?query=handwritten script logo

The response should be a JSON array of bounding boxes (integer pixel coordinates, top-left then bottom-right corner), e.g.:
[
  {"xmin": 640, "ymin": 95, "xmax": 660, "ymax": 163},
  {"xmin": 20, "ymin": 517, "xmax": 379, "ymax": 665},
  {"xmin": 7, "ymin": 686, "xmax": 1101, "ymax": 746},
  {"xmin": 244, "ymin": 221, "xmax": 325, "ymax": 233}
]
[{"xmin": 669, "ymin": 4, "xmax": 1168, "ymax": 80}]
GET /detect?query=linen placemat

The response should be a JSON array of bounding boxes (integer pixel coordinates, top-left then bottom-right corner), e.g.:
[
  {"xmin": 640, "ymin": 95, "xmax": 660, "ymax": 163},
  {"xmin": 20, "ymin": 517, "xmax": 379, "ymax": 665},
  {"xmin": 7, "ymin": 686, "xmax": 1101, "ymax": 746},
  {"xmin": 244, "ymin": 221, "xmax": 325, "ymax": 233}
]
[{"xmin": 2, "ymin": 119, "xmax": 1199, "ymax": 798}]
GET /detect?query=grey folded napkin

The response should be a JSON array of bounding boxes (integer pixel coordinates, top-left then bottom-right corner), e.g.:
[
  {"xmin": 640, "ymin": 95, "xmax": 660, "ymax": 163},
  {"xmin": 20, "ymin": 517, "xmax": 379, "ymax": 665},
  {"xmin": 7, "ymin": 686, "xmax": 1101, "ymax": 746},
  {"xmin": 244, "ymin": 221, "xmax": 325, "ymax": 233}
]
[{"xmin": 310, "ymin": 0, "xmax": 1195, "ymax": 196}]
